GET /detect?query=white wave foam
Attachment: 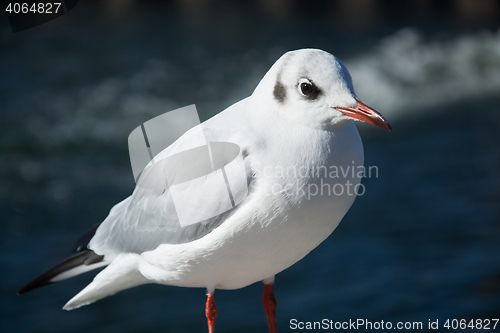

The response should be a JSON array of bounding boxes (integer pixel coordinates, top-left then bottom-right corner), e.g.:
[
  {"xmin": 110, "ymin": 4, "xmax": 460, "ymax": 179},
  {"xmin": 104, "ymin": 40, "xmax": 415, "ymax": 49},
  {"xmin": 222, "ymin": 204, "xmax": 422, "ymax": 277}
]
[
  {"xmin": 17, "ymin": 29, "xmax": 500, "ymax": 146},
  {"xmin": 346, "ymin": 29, "xmax": 500, "ymax": 119}
]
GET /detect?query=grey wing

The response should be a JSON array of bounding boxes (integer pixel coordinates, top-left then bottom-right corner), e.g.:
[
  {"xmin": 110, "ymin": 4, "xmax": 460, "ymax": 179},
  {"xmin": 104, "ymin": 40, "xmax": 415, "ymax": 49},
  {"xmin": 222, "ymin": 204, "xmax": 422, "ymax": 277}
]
[
  {"xmin": 89, "ymin": 99, "xmax": 255, "ymax": 255},
  {"xmin": 89, "ymin": 188, "xmax": 240, "ymax": 255}
]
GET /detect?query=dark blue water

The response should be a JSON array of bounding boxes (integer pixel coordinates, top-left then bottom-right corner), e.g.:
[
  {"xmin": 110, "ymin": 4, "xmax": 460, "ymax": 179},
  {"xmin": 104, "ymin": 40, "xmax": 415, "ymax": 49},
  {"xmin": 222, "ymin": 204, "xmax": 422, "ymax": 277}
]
[{"xmin": 2, "ymin": 1, "xmax": 500, "ymax": 332}]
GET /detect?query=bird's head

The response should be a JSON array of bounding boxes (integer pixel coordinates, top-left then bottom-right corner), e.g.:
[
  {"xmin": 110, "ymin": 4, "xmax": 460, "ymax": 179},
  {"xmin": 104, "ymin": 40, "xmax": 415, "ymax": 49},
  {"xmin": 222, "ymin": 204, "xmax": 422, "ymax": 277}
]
[{"xmin": 253, "ymin": 49, "xmax": 391, "ymax": 132}]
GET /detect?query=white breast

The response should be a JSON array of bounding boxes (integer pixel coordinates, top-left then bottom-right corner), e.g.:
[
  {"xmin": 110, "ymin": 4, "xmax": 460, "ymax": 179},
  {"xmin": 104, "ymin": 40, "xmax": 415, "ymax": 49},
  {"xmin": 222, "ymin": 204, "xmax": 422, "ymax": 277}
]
[{"xmin": 139, "ymin": 120, "xmax": 364, "ymax": 290}]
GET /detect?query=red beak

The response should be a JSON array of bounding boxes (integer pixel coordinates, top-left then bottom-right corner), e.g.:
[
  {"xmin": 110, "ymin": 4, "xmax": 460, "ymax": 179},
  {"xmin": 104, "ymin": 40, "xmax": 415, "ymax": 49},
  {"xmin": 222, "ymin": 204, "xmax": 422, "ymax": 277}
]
[{"xmin": 336, "ymin": 99, "xmax": 392, "ymax": 131}]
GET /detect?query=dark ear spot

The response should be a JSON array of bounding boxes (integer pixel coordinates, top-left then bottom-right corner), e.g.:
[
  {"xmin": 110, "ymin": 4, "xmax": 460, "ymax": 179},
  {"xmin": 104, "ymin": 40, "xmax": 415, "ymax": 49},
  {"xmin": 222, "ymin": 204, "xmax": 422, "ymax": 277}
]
[{"xmin": 273, "ymin": 81, "xmax": 286, "ymax": 104}]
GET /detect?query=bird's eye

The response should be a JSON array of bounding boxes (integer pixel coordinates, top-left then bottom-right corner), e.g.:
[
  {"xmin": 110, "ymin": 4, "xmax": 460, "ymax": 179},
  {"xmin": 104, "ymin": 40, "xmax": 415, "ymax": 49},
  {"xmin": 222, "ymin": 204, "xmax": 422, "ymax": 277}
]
[
  {"xmin": 300, "ymin": 82, "xmax": 313, "ymax": 95},
  {"xmin": 297, "ymin": 78, "xmax": 320, "ymax": 100},
  {"xmin": 298, "ymin": 78, "xmax": 318, "ymax": 98}
]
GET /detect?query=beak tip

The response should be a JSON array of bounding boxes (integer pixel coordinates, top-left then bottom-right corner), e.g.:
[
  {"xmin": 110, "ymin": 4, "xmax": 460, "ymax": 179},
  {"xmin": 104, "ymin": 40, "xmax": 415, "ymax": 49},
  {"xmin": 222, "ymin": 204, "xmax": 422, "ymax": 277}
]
[
  {"xmin": 375, "ymin": 121, "xmax": 392, "ymax": 132},
  {"xmin": 336, "ymin": 102, "xmax": 392, "ymax": 132}
]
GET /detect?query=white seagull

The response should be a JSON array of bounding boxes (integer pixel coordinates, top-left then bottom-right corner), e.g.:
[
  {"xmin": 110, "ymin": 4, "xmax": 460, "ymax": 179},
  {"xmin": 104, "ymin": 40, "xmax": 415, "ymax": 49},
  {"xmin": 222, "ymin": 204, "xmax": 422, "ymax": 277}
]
[{"xmin": 18, "ymin": 49, "xmax": 391, "ymax": 333}]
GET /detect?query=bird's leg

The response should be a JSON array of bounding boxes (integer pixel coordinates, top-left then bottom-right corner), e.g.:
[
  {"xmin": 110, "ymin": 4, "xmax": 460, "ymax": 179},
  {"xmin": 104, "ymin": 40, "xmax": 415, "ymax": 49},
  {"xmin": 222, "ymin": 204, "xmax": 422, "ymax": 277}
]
[
  {"xmin": 205, "ymin": 293, "xmax": 218, "ymax": 333},
  {"xmin": 263, "ymin": 279, "xmax": 279, "ymax": 333}
]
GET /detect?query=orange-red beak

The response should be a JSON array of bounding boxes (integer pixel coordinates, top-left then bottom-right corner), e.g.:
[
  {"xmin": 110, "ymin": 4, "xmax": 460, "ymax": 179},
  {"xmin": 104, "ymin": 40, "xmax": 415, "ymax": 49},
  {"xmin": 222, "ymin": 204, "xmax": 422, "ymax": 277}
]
[{"xmin": 336, "ymin": 99, "xmax": 391, "ymax": 131}]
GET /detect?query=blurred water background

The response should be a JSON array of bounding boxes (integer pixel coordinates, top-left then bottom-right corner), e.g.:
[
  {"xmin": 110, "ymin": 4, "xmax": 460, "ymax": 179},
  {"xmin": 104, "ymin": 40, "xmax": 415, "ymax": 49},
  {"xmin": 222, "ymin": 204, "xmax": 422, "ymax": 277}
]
[{"xmin": 1, "ymin": 1, "xmax": 500, "ymax": 332}]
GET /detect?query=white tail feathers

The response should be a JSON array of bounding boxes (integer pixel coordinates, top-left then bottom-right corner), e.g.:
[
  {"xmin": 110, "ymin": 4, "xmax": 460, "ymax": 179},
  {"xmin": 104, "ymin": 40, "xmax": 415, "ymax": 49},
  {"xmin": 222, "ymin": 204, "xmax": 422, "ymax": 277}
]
[{"xmin": 63, "ymin": 253, "xmax": 150, "ymax": 310}]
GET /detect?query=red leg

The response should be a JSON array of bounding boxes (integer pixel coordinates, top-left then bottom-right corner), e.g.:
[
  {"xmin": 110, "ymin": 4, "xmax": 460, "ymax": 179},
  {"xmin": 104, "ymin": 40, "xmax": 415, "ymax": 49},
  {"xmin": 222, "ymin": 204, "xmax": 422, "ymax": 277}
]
[
  {"xmin": 263, "ymin": 282, "xmax": 279, "ymax": 333},
  {"xmin": 206, "ymin": 293, "xmax": 218, "ymax": 333}
]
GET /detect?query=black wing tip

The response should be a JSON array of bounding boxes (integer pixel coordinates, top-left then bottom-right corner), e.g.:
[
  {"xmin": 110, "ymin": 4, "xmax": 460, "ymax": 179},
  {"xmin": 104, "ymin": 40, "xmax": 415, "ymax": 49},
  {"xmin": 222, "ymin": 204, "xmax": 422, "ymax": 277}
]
[
  {"xmin": 17, "ymin": 280, "xmax": 54, "ymax": 295},
  {"xmin": 72, "ymin": 223, "xmax": 101, "ymax": 253},
  {"xmin": 18, "ymin": 223, "xmax": 103, "ymax": 296},
  {"xmin": 17, "ymin": 250, "xmax": 104, "ymax": 296}
]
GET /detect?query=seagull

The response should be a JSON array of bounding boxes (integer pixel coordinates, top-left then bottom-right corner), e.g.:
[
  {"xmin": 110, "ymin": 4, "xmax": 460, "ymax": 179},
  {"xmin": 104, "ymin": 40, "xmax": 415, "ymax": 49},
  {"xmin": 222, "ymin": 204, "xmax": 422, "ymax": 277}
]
[{"xmin": 18, "ymin": 49, "xmax": 391, "ymax": 333}]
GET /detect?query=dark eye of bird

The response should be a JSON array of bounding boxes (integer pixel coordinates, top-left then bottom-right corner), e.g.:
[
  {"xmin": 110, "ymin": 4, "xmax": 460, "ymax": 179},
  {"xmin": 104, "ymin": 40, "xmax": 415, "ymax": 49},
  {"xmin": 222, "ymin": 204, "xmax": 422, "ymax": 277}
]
[{"xmin": 300, "ymin": 82, "xmax": 313, "ymax": 95}]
